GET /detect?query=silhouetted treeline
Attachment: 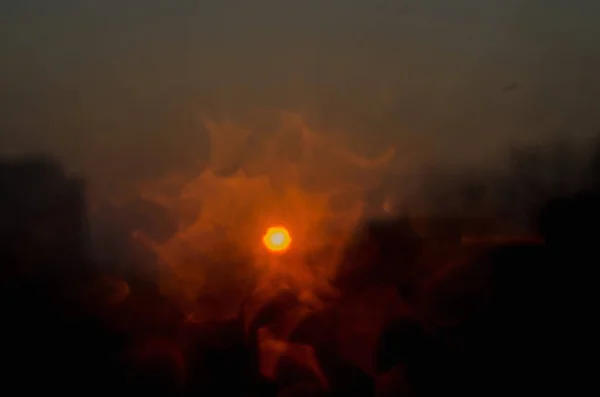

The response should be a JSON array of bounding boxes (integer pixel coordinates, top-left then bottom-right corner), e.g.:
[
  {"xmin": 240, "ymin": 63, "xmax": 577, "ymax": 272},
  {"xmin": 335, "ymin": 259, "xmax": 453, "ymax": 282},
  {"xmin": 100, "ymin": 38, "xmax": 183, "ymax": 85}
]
[
  {"xmin": 1, "ymin": 134, "xmax": 599, "ymax": 395},
  {"xmin": 0, "ymin": 156, "xmax": 88, "ymax": 283}
]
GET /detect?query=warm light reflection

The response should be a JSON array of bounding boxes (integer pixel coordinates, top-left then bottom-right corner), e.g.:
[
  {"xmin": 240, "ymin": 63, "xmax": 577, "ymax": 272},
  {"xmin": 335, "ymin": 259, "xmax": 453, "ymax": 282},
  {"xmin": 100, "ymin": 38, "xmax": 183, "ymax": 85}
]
[{"xmin": 262, "ymin": 226, "xmax": 292, "ymax": 253}]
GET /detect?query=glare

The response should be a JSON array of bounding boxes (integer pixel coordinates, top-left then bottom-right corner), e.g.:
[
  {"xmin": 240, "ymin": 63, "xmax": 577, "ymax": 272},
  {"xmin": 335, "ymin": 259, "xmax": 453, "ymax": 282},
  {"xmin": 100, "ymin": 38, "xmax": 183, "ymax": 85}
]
[{"xmin": 262, "ymin": 226, "xmax": 292, "ymax": 253}]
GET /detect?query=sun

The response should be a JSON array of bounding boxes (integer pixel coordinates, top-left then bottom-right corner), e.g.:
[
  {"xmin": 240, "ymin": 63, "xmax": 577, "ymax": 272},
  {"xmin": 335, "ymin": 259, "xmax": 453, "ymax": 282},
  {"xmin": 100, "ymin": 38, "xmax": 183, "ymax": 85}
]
[{"xmin": 262, "ymin": 226, "xmax": 292, "ymax": 253}]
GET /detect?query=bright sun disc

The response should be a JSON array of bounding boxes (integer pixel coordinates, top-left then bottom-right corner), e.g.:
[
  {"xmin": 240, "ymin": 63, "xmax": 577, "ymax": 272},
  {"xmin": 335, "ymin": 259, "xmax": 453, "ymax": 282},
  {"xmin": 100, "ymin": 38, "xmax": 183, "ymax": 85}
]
[{"xmin": 262, "ymin": 226, "xmax": 292, "ymax": 253}]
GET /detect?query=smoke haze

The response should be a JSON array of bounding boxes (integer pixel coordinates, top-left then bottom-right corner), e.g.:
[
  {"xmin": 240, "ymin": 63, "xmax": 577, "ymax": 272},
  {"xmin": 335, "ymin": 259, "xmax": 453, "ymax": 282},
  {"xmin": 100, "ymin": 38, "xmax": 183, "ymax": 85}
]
[{"xmin": 2, "ymin": 1, "xmax": 600, "ymax": 199}]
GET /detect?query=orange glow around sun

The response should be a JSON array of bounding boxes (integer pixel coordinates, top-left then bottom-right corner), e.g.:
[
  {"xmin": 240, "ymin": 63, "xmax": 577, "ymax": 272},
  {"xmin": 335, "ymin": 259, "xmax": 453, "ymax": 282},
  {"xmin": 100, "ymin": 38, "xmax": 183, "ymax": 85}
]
[{"xmin": 262, "ymin": 226, "xmax": 292, "ymax": 253}]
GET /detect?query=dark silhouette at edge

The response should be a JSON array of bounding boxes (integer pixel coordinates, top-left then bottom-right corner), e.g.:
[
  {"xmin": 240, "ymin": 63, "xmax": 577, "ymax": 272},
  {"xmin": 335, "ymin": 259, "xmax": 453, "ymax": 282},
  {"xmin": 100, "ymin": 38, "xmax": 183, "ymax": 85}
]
[{"xmin": 1, "ymin": 139, "xmax": 598, "ymax": 395}]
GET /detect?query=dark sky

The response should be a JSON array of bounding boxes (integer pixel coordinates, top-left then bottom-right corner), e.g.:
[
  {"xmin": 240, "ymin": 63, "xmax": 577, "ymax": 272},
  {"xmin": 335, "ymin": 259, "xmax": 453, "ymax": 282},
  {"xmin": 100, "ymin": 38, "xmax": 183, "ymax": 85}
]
[{"xmin": 1, "ymin": 1, "xmax": 599, "ymax": 196}]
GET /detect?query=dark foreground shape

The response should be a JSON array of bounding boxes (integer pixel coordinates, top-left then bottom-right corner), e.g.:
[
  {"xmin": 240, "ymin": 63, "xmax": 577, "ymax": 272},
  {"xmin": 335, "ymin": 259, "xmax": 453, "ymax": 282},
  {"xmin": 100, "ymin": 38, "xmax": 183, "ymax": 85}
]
[{"xmin": 2, "ymin": 154, "xmax": 599, "ymax": 395}]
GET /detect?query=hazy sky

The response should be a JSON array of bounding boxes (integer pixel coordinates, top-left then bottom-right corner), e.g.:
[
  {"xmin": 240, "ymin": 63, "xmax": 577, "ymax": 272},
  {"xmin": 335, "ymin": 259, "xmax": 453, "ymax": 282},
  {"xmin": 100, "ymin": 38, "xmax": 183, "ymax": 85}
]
[{"xmin": 1, "ymin": 0, "xmax": 599, "ymax": 195}]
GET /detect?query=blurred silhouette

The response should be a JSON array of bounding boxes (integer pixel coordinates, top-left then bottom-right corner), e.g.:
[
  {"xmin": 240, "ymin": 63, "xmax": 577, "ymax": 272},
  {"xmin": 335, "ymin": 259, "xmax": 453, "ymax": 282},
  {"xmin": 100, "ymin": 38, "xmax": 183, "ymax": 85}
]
[
  {"xmin": 0, "ymin": 156, "xmax": 115, "ymax": 392},
  {"xmin": 0, "ymin": 156, "xmax": 88, "ymax": 283},
  {"xmin": 1, "ymin": 137, "xmax": 598, "ymax": 396}
]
